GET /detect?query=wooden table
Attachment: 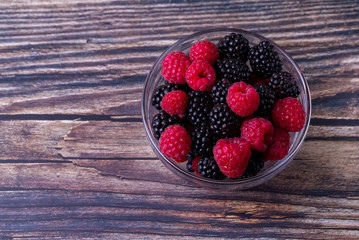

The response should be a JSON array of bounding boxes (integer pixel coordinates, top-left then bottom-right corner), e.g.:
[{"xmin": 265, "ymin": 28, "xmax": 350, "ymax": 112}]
[{"xmin": 0, "ymin": 0, "xmax": 358, "ymax": 239}]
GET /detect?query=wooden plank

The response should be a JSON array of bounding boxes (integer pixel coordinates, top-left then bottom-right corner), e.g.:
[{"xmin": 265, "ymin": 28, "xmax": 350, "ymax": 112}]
[
  {"xmin": 57, "ymin": 121, "xmax": 155, "ymax": 159},
  {"xmin": 0, "ymin": 83, "xmax": 357, "ymax": 120},
  {"xmin": 3, "ymin": 233, "xmax": 222, "ymax": 240},
  {"xmin": 0, "ymin": 120, "xmax": 78, "ymax": 161},
  {"xmin": 0, "ymin": 119, "xmax": 358, "ymax": 189},
  {"xmin": 57, "ymin": 120, "xmax": 359, "ymax": 158}
]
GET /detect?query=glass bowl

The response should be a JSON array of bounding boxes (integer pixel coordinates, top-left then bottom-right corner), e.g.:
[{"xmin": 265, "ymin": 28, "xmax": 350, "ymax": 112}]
[{"xmin": 141, "ymin": 28, "xmax": 311, "ymax": 190}]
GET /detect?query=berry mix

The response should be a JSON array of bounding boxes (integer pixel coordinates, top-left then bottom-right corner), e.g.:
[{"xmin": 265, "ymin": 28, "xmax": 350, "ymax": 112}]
[{"xmin": 151, "ymin": 33, "xmax": 305, "ymax": 180}]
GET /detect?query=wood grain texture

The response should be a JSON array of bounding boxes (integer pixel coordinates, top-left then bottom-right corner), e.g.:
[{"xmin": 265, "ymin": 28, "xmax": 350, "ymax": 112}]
[{"xmin": 0, "ymin": 0, "xmax": 358, "ymax": 239}]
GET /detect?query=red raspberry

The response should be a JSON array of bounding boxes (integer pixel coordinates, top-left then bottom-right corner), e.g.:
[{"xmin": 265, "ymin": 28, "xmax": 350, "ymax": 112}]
[
  {"xmin": 226, "ymin": 82, "xmax": 259, "ymax": 117},
  {"xmin": 185, "ymin": 60, "xmax": 216, "ymax": 91},
  {"xmin": 189, "ymin": 40, "xmax": 219, "ymax": 65},
  {"xmin": 263, "ymin": 128, "xmax": 290, "ymax": 161},
  {"xmin": 160, "ymin": 90, "xmax": 187, "ymax": 118},
  {"xmin": 159, "ymin": 125, "xmax": 191, "ymax": 162},
  {"xmin": 272, "ymin": 97, "xmax": 305, "ymax": 132},
  {"xmin": 240, "ymin": 118, "xmax": 273, "ymax": 152},
  {"xmin": 213, "ymin": 138, "xmax": 251, "ymax": 178},
  {"xmin": 161, "ymin": 52, "xmax": 191, "ymax": 84}
]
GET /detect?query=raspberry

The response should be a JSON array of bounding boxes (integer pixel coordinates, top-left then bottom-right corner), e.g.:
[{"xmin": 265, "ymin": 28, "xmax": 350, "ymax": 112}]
[
  {"xmin": 189, "ymin": 40, "xmax": 219, "ymax": 65},
  {"xmin": 191, "ymin": 126, "xmax": 214, "ymax": 156},
  {"xmin": 263, "ymin": 128, "xmax": 290, "ymax": 161},
  {"xmin": 253, "ymin": 84, "xmax": 277, "ymax": 117},
  {"xmin": 213, "ymin": 137, "xmax": 251, "ymax": 178},
  {"xmin": 197, "ymin": 156, "xmax": 226, "ymax": 179},
  {"xmin": 240, "ymin": 118, "xmax": 273, "ymax": 152},
  {"xmin": 269, "ymin": 72, "xmax": 300, "ymax": 99},
  {"xmin": 151, "ymin": 82, "xmax": 182, "ymax": 110},
  {"xmin": 160, "ymin": 90, "xmax": 188, "ymax": 118},
  {"xmin": 152, "ymin": 110, "xmax": 182, "ymax": 139},
  {"xmin": 161, "ymin": 52, "xmax": 191, "ymax": 84},
  {"xmin": 218, "ymin": 33, "xmax": 250, "ymax": 62},
  {"xmin": 226, "ymin": 82, "xmax": 259, "ymax": 117},
  {"xmin": 248, "ymin": 41, "xmax": 282, "ymax": 78},
  {"xmin": 272, "ymin": 97, "xmax": 305, "ymax": 132},
  {"xmin": 209, "ymin": 103, "xmax": 241, "ymax": 139},
  {"xmin": 185, "ymin": 60, "xmax": 216, "ymax": 91},
  {"xmin": 159, "ymin": 125, "xmax": 192, "ymax": 162},
  {"xmin": 240, "ymin": 150, "xmax": 264, "ymax": 178},
  {"xmin": 210, "ymin": 78, "xmax": 233, "ymax": 104},
  {"xmin": 215, "ymin": 58, "xmax": 250, "ymax": 83},
  {"xmin": 186, "ymin": 91, "xmax": 213, "ymax": 127}
]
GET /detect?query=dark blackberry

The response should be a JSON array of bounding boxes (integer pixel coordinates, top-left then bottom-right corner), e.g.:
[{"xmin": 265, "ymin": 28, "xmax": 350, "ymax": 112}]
[
  {"xmin": 185, "ymin": 152, "xmax": 195, "ymax": 172},
  {"xmin": 151, "ymin": 110, "xmax": 181, "ymax": 139},
  {"xmin": 210, "ymin": 79, "xmax": 233, "ymax": 104},
  {"xmin": 209, "ymin": 103, "xmax": 241, "ymax": 139},
  {"xmin": 241, "ymin": 151, "xmax": 264, "ymax": 178},
  {"xmin": 268, "ymin": 72, "xmax": 300, "ymax": 99},
  {"xmin": 186, "ymin": 152, "xmax": 195, "ymax": 163},
  {"xmin": 191, "ymin": 126, "xmax": 214, "ymax": 156},
  {"xmin": 253, "ymin": 85, "xmax": 277, "ymax": 117},
  {"xmin": 215, "ymin": 58, "xmax": 250, "ymax": 83},
  {"xmin": 151, "ymin": 82, "xmax": 181, "ymax": 110},
  {"xmin": 178, "ymin": 83, "xmax": 192, "ymax": 93},
  {"xmin": 197, "ymin": 156, "xmax": 226, "ymax": 179},
  {"xmin": 218, "ymin": 33, "xmax": 250, "ymax": 62},
  {"xmin": 186, "ymin": 91, "xmax": 213, "ymax": 128},
  {"xmin": 248, "ymin": 41, "xmax": 282, "ymax": 78},
  {"xmin": 186, "ymin": 162, "xmax": 194, "ymax": 172}
]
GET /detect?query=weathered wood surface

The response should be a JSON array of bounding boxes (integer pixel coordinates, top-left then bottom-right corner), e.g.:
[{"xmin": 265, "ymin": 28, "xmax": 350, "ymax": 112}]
[{"xmin": 0, "ymin": 0, "xmax": 358, "ymax": 239}]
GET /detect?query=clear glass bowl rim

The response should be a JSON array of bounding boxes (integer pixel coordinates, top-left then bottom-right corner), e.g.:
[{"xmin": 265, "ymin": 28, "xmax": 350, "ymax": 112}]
[{"xmin": 141, "ymin": 28, "xmax": 312, "ymax": 188}]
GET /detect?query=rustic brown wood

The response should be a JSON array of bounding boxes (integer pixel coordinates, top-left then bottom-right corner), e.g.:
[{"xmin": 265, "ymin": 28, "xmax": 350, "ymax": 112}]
[{"xmin": 0, "ymin": 0, "xmax": 358, "ymax": 239}]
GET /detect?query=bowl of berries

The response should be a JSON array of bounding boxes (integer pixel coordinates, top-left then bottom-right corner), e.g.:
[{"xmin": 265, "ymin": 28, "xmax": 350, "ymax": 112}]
[{"xmin": 142, "ymin": 28, "xmax": 311, "ymax": 189}]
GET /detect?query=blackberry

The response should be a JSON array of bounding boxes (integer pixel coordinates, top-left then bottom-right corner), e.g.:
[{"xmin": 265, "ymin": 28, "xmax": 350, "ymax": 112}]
[
  {"xmin": 151, "ymin": 110, "xmax": 181, "ymax": 139},
  {"xmin": 191, "ymin": 126, "xmax": 214, "ymax": 156},
  {"xmin": 186, "ymin": 153, "xmax": 195, "ymax": 163},
  {"xmin": 215, "ymin": 58, "xmax": 250, "ymax": 83},
  {"xmin": 209, "ymin": 103, "xmax": 241, "ymax": 139},
  {"xmin": 186, "ymin": 162, "xmax": 194, "ymax": 172},
  {"xmin": 197, "ymin": 156, "xmax": 226, "ymax": 179},
  {"xmin": 218, "ymin": 33, "xmax": 250, "ymax": 62},
  {"xmin": 269, "ymin": 72, "xmax": 300, "ymax": 99},
  {"xmin": 186, "ymin": 91, "xmax": 213, "ymax": 128},
  {"xmin": 210, "ymin": 79, "xmax": 232, "ymax": 105},
  {"xmin": 186, "ymin": 153, "xmax": 195, "ymax": 172},
  {"xmin": 241, "ymin": 151, "xmax": 264, "ymax": 178},
  {"xmin": 253, "ymin": 85, "xmax": 277, "ymax": 117},
  {"xmin": 248, "ymin": 41, "xmax": 282, "ymax": 78}
]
